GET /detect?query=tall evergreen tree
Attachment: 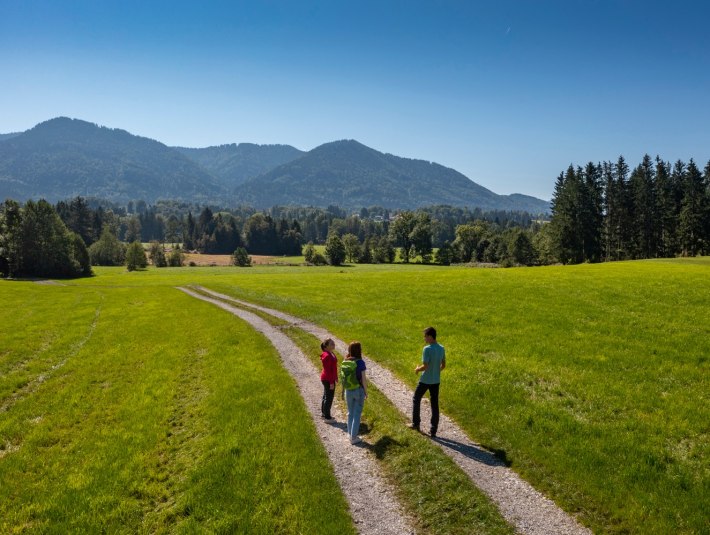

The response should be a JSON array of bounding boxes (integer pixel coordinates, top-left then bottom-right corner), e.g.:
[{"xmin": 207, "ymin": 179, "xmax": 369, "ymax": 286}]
[
  {"xmin": 581, "ymin": 162, "xmax": 604, "ymax": 262},
  {"xmin": 678, "ymin": 159, "xmax": 705, "ymax": 256},
  {"xmin": 614, "ymin": 156, "xmax": 632, "ymax": 259},
  {"xmin": 655, "ymin": 157, "xmax": 678, "ymax": 257},
  {"xmin": 628, "ymin": 155, "xmax": 658, "ymax": 258},
  {"xmin": 550, "ymin": 166, "xmax": 584, "ymax": 263}
]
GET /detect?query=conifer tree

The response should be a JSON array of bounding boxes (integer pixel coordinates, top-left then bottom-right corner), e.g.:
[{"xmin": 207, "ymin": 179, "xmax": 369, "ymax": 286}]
[
  {"xmin": 655, "ymin": 157, "xmax": 678, "ymax": 257},
  {"xmin": 358, "ymin": 237, "xmax": 373, "ymax": 264},
  {"xmin": 581, "ymin": 162, "xmax": 603, "ymax": 262},
  {"xmin": 679, "ymin": 160, "xmax": 706, "ymax": 256},
  {"xmin": 126, "ymin": 241, "xmax": 147, "ymax": 271},
  {"xmin": 550, "ymin": 166, "xmax": 584, "ymax": 263}
]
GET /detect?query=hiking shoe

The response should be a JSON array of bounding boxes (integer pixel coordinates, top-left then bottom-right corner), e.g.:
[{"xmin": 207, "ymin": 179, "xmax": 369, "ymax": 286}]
[
  {"xmin": 430, "ymin": 431, "xmax": 437, "ymax": 438},
  {"xmin": 324, "ymin": 417, "xmax": 336, "ymax": 423},
  {"xmin": 350, "ymin": 436, "xmax": 362, "ymax": 445},
  {"xmin": 408, "ymin": 423, "xmax": 420, "ymax": 432}
]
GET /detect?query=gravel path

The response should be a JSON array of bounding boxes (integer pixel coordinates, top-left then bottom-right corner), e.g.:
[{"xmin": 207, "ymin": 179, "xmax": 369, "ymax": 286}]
[
  {"xmin": 190, "ymin": 286, "xmax": 592, "ymax": 535},
  {"xmin": 177, "ymin": 287, "xmax": 415, "ymax": 535}
]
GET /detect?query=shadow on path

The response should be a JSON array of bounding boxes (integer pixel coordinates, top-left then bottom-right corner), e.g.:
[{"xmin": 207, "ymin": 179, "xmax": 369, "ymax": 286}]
[{"xmin": 433, "ymin": 436, "xmax": 510, "ymax": 467}]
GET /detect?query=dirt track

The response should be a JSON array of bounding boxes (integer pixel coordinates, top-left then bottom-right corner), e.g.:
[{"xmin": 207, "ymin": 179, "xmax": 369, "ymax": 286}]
[
  {"xmin": 187, "ymin": 285, "xmax": 593, "ymax": 535},
  {"xmin": 178, "ymin": 286, "xmax": 415, "ymax": 535}
]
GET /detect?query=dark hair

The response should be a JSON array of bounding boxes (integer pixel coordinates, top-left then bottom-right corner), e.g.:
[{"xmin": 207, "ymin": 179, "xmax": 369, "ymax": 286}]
[
  {"xmin": 347, "ymin": 341, "xmax": 362, "ymax": 360},
  {"xmin": 424, "ymin": 326, "xmax": 437, "ymax": 340},
  {"xmin": 320, "ymin": 338, "xmax": 334, "ymax": 351}
]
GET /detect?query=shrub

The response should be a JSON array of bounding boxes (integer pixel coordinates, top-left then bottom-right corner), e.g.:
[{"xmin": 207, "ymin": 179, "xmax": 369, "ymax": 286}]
[
  {"xmin": 232, "ymin": 247, "xmax": 252, "ymax": 267},
  {"xmin": 126, "ymin": 241, "xmax": 147, "ymax": 271}
]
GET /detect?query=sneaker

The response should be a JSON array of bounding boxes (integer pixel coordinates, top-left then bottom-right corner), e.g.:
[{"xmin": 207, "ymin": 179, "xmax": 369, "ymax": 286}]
[
  {"xmin": 408, "ymin": 423, "xmax": 420, "ymax": 432},
  {"xmin": 350, "ymin": 436, "xmax": 362, "ymax": 445},
  {"xmin": 324, "ymin": 417, "xmax": 336, "ymax": 423},
  {"xmin": 430, "ymin": 430, "xmax": 437, "ymax": 438}
]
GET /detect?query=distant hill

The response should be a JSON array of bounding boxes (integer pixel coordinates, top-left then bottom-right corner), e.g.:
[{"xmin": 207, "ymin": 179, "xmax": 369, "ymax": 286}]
[
  {"xmin": 239, "ymin": 140, "xmax": 550, "ymax": 213},
  {"xmin": 0, "ymin": 118, "xmax": 224, "ymax": 203},
  {"xmin": 0, "ymin": 118, "xmax": 550, "ymax": 213},
  {"xmin": 174, "ymin": 143, "xmax": 304, "ymax": 188},
  {"xmin": 0, "ymin": 133, "xmax": 21, "ymax": 141}
]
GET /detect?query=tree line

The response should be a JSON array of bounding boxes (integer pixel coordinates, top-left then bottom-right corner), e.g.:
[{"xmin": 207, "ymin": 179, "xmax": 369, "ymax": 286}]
[
  {"xmin": 550, "ymin": 155, "xmax": 710, "ymax": 263},
  {"xmin": 1, "ymin": 195, "xmax": 552, "ymax": 276},
  {"xmin": 0, "ymin": 199, "xmax": 92, "ymax": 278}
]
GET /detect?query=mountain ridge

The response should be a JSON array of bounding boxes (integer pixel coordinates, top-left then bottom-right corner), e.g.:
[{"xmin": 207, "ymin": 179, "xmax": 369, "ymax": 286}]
[
  {"xmin": 173, "ymin": 143, "xmax": 305, "ymax": 189},
  {"xmin": 0, "ymin": 118, "xmax": 550, "ymax": 213},
  {"xmin": 240, "ymin": 139, "xmax": 549, "ymax": 213},
  {"xmin": 0, "ymin": 117, "xmax": 224, "ymax": 203}
]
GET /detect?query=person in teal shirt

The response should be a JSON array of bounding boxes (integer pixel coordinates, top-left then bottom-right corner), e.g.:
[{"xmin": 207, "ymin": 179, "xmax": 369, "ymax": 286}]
[{"xmin": 410, "ymin": 326, "xmax": 446, "ymax": 437}]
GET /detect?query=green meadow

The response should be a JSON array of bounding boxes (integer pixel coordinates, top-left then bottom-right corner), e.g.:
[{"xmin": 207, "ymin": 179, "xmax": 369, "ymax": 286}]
[
  {"xmin": 201, "ymin": 259, "xmax": 709, "ymax": 534},
  {"xmin": 2, "ymin": 258, "xmax": 708, "ymax": 533},
  {"xmin": 0, "ymin": 282, "xmax": 354, "ymax": 533}
]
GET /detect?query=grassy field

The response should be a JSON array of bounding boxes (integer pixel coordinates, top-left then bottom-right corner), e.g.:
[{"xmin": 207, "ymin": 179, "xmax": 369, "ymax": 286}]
[
  {"xmin": 0, "ymin": 282, "xmax": 355, "ymax": 533},
  {"xmin": 61, "ymin": 258, "xmax": 707, "ymax": 534},
  {"xmin": 3, "ymin": 259, "xmax": 708, "ymax": 533}
]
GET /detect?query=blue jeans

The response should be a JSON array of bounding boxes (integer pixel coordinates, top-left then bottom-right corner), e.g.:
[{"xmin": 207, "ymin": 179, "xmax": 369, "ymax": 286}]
[{"xmin": 345, "ymin": 387, "xmax": 365, "ymax": 440}]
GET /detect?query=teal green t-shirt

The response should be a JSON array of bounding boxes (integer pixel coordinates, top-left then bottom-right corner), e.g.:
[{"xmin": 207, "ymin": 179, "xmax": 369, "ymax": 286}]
[{"xmin": 420, "ymin": 342, "xmax": 445, "ymax": 384}]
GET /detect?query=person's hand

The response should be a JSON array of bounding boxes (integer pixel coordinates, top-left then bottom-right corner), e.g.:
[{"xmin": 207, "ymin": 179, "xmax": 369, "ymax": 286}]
[{"xmin": 330, "ymin": 383, "xmax": 335, "ymax": 390}]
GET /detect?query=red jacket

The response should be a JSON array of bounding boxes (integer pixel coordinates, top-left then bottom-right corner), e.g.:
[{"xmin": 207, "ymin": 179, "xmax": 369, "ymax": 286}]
[{"xmin": 320, "ymin": 351, "xmax": 338, "ymax": 385}]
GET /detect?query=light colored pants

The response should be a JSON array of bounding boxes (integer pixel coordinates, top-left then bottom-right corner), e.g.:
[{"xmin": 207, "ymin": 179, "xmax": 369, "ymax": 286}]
[{"xmin": 345, "ymin": 387, "xmax": 365, "ymax": 441}]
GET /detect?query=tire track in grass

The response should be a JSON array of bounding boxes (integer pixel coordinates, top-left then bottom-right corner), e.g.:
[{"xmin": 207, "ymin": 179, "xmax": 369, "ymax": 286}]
[
  {"xmin": 190, "ymin": 285, "xmax": 592, "ymax": 535},
  {"xmin": 0, "ymin": 300, "xmax": 103, "ymax": 415},
  {"xmin": 177, "ymin": 287, "xmax": 415, "ymax": 535},
  {"xmin": 0, "ymin": 300, "xmax": 103, "ymax": 460}
]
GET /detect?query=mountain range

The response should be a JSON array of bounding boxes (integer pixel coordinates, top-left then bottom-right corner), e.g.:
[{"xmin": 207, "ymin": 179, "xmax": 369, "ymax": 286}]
[{"xmin": 0, "ymin": 117, "xmax": 550, "ymax": 213}]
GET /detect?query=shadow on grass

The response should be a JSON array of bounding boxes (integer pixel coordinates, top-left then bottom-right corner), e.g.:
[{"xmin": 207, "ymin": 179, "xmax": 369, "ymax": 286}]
[
  {"xmin": 433, "ymin": 436, "xmax": 511, "ymax": 467},
  {"xmin": 364, "ymin": 435, "xmax": 402, "ymax": 459}
]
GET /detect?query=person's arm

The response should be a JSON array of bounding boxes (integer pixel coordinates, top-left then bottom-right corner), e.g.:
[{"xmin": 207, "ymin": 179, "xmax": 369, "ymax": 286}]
[
  {"xmin": 361, "ymin": 371, "xmax": 367, "ymax": 397},
  {"xmin": 415, "ymin": 346, "xmax": 430, "ymax": 373},
  {"xmin": 329, "ymin": 355, "xmax": 337, "ymax": 389}
]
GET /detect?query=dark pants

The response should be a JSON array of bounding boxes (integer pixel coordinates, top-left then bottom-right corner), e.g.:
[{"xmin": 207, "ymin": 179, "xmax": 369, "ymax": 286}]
[
  {"xmin": 412, "ymin": 382, "xmax": 440, "ymax": 434},
  {"xmin": 321, "ymin": 380, "xmax": 335, "ymax": 418}
]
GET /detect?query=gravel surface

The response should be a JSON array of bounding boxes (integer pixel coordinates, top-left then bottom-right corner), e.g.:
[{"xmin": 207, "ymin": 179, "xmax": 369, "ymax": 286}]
[
  {"xmin": 178, "ymin": 287, "xmax": 415, "ymax": 535},
  {"xmin": 190, "ymin": 286, "xmax": 592, "ymax": 535}
]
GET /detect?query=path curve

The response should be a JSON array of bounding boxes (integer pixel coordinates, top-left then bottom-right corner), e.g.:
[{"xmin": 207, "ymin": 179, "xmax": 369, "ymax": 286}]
[
  {"xmin": 177, "ymin": 287, "xmax": 415, "ymax": 535},
  {"xmin": 190, "ymin": 286, "xmax": 592, "ymax": 535}
]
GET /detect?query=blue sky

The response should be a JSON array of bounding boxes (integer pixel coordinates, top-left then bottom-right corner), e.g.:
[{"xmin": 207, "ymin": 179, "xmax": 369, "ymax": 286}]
[{"xmin": 2, "ymin": 1, "xmax": 709, "ymax": 200}]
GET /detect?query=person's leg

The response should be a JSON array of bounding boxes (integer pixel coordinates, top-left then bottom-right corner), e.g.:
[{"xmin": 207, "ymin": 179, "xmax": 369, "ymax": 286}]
[
  {"xmin": 321, "ymin": 380, "xmax": 330, "ymax": 417},
  {"xmin": 350, "ymin": 388, "xmax": 364, "ymax": 442},
  {"xmin": 324, "ymin": 383, "xmax": 335, "ymax": 419},
  {"xmin": 412, "ymin": 382, "xmax": 428, "ymax": 429},
  {"xmin": 345, "ymin": 388, "xmax": 355, "ymax": 436},
  {"xmin": 429, "ymin": 383, "xmax": 440, "ymax": 436}
]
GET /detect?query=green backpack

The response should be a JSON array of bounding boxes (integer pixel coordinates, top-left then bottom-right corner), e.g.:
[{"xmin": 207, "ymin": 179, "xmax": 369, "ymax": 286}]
[{"xmin": 339, "ymin": 360, "xmax": 361, "ymax": 391}]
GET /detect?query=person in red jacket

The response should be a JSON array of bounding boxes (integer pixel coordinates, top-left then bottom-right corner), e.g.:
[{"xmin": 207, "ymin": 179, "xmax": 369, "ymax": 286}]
[{"xmin": 320, "ymin": 338, "xmax": 338, "ymax": 422}]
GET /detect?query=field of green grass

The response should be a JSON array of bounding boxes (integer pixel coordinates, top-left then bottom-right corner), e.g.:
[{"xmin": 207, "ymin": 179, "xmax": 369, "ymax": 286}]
[
  {"xmin": 200, "ymin": 259, "xmax": 709, "ymax": 534},
  {"xmin": 3, "ymin": 258, "xmax": 708, "ymax": 533},
  {"xmin": 0, "ymin": 282, "xmax": 354, "ymax": 533}
]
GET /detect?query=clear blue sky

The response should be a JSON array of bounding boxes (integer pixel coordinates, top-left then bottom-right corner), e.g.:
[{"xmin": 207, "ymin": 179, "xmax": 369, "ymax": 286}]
[{"xmin": 2, "ymin": 1, "xmax": 709, "ymax": 200}]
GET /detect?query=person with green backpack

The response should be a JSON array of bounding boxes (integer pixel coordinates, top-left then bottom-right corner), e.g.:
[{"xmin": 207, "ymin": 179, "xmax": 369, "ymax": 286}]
[{"xmin": 340, "ymin": 341, "xmax": 367, "ymax": 445}]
